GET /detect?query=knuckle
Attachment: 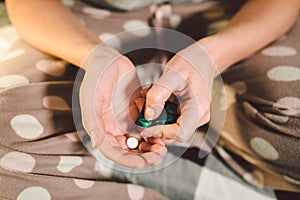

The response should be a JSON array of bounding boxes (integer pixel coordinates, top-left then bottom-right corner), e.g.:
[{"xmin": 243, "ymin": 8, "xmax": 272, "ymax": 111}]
[{"xmin": 146, "ymin": 90, "xmax": 162, "ymax": 105}]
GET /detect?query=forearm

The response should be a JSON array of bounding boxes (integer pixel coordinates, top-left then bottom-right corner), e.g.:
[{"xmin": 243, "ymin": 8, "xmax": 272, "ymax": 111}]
[
  {"xmin": 198, "ymin": 0, "xmax": 300, "ymax": 72},
  {"xmin": 6, "ymin": 0, "xmax": 100, "ymax": 67}
]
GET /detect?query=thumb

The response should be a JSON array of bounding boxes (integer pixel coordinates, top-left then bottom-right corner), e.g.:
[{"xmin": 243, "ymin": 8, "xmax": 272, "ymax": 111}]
[
  {"xmin": 144, "ymin": 84, "xmax": 172, "ymax": 120},
  {"xmin": 144, "ymin": 67, "xmax": 185, "ymax": 120}
]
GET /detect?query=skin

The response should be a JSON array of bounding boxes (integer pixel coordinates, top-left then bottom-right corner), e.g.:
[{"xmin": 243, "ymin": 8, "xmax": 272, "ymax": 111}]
[
  {"xmin": 6, "ymin": 0, "xmax": 300, "ymax": 167},
  {"xmin": 6, "ymin": 0, "xmax": 167, "ymax": 168},
  {"xmin": 143, "ymin": 0, "xmax": 300, "ymax": 141}
]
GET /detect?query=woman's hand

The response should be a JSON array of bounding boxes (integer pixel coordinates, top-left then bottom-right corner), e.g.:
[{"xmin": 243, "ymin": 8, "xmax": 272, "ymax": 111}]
[
  {"xmin": 80, "ymin": 44, "xmax": 166, "ymax": 168},
  {"xmin": 142, "ymin": 42, "xmax": 218, "ymax": 142}
]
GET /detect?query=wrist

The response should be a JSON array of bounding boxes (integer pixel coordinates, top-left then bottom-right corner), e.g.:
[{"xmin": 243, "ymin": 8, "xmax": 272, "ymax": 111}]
[
  {"xmin": 74, "ymin": 42, "xmax": 100, "ymax": 69},
  {"xmin": 197, "ymin": 35, "xmax": 232, "ymax": 73},
  {"xmin": 177, "ymin": 41, "xmax": 219, "ymax": 98},
  {"xmin": 80, "ymin": 43, "xmax": 121, "ymax": 72}
]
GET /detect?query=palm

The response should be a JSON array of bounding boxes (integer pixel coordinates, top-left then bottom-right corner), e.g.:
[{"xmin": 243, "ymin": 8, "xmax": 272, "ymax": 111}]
[{"xmin": 81, "ymin": 53, "xmax": 167, "ymax": 168}]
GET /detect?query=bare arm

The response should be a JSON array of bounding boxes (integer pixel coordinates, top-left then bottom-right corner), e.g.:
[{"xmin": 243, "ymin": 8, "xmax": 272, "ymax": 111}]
[
  {"xmin": 199, "ymin": 0, "xmax": 300, "ymax": 72},
  {"xmin": 6, "ymin": 0, "xmax": 100, "ymax": 67}
]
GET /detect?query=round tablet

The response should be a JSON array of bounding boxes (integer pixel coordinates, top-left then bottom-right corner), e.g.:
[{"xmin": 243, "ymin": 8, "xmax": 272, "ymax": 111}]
[
  {"xmin": 138, "ymin": 117, "xmax": 152, "ymax": 127},
  {"xmin": 166, "ymin": 103, "xmax": 177, "ymax": 114},
  {"xmin": 166, "ymin": 114, "xmax": 175, "ymax": 123},
  {"xmin": 126, "ymin": 137, "xmax": 139, "ymax": 149}
]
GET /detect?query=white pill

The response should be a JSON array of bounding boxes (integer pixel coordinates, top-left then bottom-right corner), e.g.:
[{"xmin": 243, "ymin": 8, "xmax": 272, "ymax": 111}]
[{"xmin": 126, "ymin": 137, "xmax": 139, "ymax": 149}]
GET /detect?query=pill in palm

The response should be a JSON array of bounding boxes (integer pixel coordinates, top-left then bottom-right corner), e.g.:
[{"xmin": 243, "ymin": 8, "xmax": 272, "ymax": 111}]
[{"xmin": 126, "ymin": 137, "xmax": 139, "ymax": 149}]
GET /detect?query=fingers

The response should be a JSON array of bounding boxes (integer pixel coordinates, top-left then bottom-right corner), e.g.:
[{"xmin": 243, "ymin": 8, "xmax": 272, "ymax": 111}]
[
  {"xmin": 175, "ymin": 108, "xmax": 199, "ymax": 142},
  {"xmin": 141, "ymin": 100, "xmax": 208, "ymax": 142},
  {"xmin": 124, "ymin": 133, "xmax": 167, "ymax": 156},
  {"xmin": 135, "ymin": 97, "xmax": 145, "ymax": 112},
  {"xmin": 110, "ymin": 67, "xmax": 142, "ymax": 133},
  {"xmin": 144, "ymin": 67, "xmax": 186, "ymax": 121},
  {"xmin": 127, "ymin": 89, "xmax": 142, "ymax": 124},
  {"xmin": 114, "ymin": 135, "xmax": 128, "ymax": 149},
  {"xmin": 140, "ymin": 152, "xmax": 163, "ymax": 166},
  {"xmin": 102, "ymin": 110, "xmax": 124, "ymax": 136},
  {"xmin": 142, "ymin": 124, "xmax": 179, "ymax": 140},
  {"xmin": 81, "ymin": 48, "xmax": 171, "ymax": 168},
  {"xmin": 80, "ymin": 85, "xmax": 106, "ymax": 147},
  {"xmin": 162, "ymin": 138, "xmax": 174, "ymax": 145},
  {"xmin": 98, "ymin": 135, "xmax": 166, "ymax": 168},
  {"xmin": 139, "ymin": 141, "xmax": 167, "ymax": 156},
  {"xmin": 146, "ymin": 137, "xmax": 165, "ymax": 146},
  {"xmin": 80, "ymin": 58, "xmax": 120, "ymax": 147},
  {"xmin": 144, "ymin": 84, "xmax": 172, "ymax": 120},
  {"xmin": 98, "ymin": 135, "xmax": 145, "ymax": 168}
]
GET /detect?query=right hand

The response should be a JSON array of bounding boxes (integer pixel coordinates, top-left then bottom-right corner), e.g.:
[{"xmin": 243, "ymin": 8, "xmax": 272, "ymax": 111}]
[
  {"xmin": 79, "ymin": 44, "xmax": 167, "ymax": 168},
  {"xmin": 141, "ymin": 42, "xmax": 218, "ymax": 142}
]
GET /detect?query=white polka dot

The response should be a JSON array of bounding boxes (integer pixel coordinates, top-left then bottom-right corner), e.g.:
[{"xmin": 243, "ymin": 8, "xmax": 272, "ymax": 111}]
[
  {"xmin": 261, "ymin": 46, "xmax": 297, "ymax": 57},
  {"xmin": 230, "ymin": 81, "xmax": 247, "ymax": 95},
  {"xmin": 42, "ymin": 96, "xmax": 70, "ymax": 111},
  {"xmin": 169, "ymin": 14, "xmax": 182, "ymax": 29},
  {"xmin": 127, "ymin": 184, "xmax": 145, "ymax": 200},
  {"xmin": 57, "ymin": 156, "xmax": 83, "ymax": 173},
  {"xmin": 11, "ymin": 114, "xmax": 44, "ymax": 139},
  {"xmin": 149, "ymin": 5, "xmax": 156, "ymax": 14},
  {"xmin": 60, "ymin": 0, "xmax": 75, "ymax": 7},
  {"xmin": 267, "ymin": 66, "xmax": 300, "ymax": 82},
  {"xmin": 17, "ymin": 187, "xmax": 51, "ymax": 200},
  {"xmin": 207, "ymin": 20, "xmax": 229, "ymax": 34},
  {"xmin": 274, "ymin": 97, "xmax": 300, "ymax": 116},
  {"xmin": 160, "ymin": 5, "xmax": 172, "ymax": 17},
  {"xmin": 98, "ymin": 32, "xmax": 121, "ymax": 50},
  {"xmin": 36, "ymin": 59, "xmax": 67, "ymax": 77},
  {"xmin": 73, "ymin": 179, "xmax": 95, "ymax": 189},
  {"xmin": 0, "ymin": 25, "xmax": 19, "ymax": 55},
  {"xmin": 0, "ymin": 152, "xmax": 36, "ymax": 172},
  {"xmin": 0, "ymin": 74, "xmax": 29, "ymax": 88},
  {"xmin": 123, "ymin": 20, "xmax": 150, "ymax": 37},
  {"xmin": 94, "ymin": 161, "xmax": 113, "ymax": 179},
  {"xmin": 250, "ymin": 137, "xmax": 279, "ymax": 160},
  {"xmin": 82, "ymin": 7, "xmax": 111, "ymax": 19},
  {"xmin": 0, "ymin": 48, "xmax": 25, "ymax": 62},
  {"xmin": 264, "ymin": 113, "xmax": 289, "ymax": 123}
]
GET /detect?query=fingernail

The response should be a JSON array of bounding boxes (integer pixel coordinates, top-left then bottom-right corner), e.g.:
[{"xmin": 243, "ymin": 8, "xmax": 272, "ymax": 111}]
[
  {"xmin": 145, "ymin": 107, "xmax": 155, "ymax": 120},
  {"xmin": 140, "ymin": 131, "xmax": 152, "ymax": 137}
]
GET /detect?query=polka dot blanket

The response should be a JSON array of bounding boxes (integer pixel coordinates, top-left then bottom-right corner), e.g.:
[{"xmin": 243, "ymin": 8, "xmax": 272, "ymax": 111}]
[{"xmin": 0, "ymin": 0, "xmax": 299, "ymax": 199}]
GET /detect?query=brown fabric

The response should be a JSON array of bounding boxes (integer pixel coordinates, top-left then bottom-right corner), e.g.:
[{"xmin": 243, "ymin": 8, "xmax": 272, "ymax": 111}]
[
  {"xmin": 219, "ymin": 17, "xmax": 300, "ymax": 191},
  {"xmin": 0, "ymin": 0, "xmax": 299, "ymax": 199}
]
